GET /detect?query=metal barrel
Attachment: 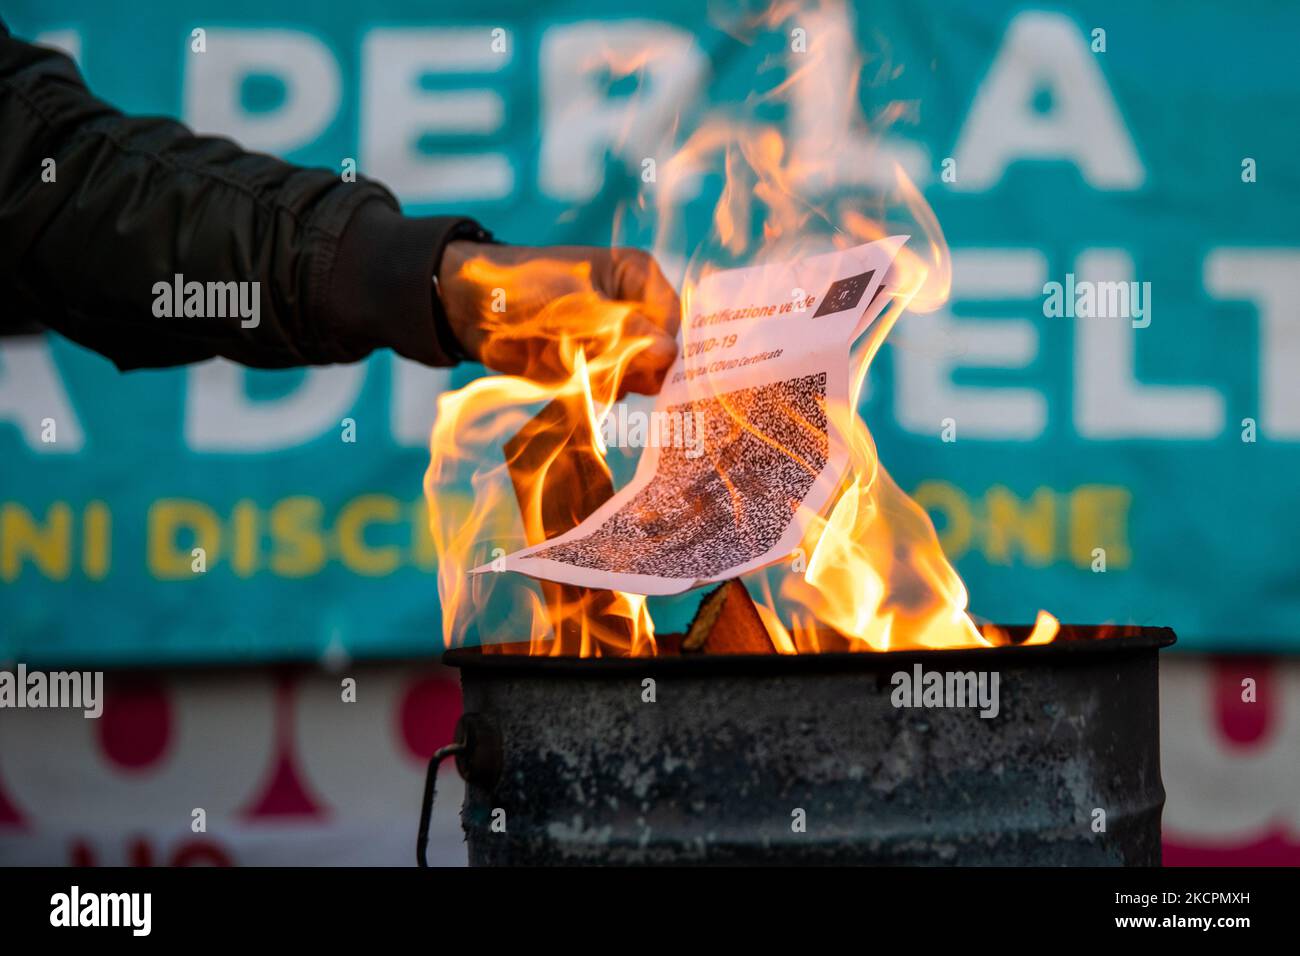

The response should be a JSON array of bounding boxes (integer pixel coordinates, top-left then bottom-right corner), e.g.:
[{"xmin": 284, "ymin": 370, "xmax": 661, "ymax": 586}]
[{"xmin": 443, "ymin": 625, "xmax": 1174, "ymax": 865}]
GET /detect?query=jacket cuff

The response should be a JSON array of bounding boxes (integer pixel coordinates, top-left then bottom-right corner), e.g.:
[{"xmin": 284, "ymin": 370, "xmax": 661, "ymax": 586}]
[{"xmin": 328, "ymin": 202, "xmax": 491, "ymax": 366}]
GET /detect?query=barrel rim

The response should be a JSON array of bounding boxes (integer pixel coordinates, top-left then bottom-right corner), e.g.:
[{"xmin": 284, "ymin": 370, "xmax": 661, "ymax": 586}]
[{"xmin": 443, "ymin": 624, "xmax": 1175, "ymax": 675}]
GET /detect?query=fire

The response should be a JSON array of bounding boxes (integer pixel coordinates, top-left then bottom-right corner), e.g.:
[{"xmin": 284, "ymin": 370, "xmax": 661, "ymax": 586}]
[
  {"xmin": 422, "ymin": 260, "xmax": 663, "ymax": 657},
  {"xmin": 424, "ymin": 0, "xmax": 1059, "ymax": 656}
]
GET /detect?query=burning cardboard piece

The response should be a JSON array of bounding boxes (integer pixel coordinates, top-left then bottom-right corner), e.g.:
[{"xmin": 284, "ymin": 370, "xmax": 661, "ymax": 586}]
[
  {"xmin": 683, "ymin": 580, "xmax": 776, "ymax": 655},
  {"xmin": 502, "ymin": 393, "xmax": 636, "ymax": 653},
  {"xmin": 504, "ymin": 393, "xmax": 612, "ymax": 541}
]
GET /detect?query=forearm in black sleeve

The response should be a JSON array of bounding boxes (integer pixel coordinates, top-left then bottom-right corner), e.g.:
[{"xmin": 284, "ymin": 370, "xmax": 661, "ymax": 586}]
[{"xmin": 0, "ymin": 21, "xmax": 489, "ymax": 369}]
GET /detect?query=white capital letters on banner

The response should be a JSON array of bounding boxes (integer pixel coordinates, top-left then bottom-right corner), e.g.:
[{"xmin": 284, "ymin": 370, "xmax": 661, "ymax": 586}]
[
  {"xmin": 184, "ymin": 29, "xmax": 341, "ymax": 155},
  {"xmin": 186, "ymin": 360, "xmax": 365, "ymax": 452},
  {"xmin": 952, "ymin": 11, "xmax": 1144, "ymax": 191}
]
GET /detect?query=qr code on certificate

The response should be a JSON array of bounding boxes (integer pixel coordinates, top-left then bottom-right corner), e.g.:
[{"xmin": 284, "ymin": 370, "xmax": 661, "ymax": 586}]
[{"xmin": 533, "ymin": 372, "xmax": 829, "ymax": 579}]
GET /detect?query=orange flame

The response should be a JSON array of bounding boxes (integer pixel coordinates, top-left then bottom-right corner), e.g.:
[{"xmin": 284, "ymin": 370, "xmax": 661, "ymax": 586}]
[
  {"xmin": 424, "ymin": 0, "xmax": 1058, "ymax": 655},
  {"xmin": 422, "ymin": 260, "xmax": 663, "ymax": 656}
]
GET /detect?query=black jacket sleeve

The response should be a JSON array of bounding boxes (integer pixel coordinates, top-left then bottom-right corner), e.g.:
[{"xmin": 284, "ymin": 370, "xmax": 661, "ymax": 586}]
[{"xmin": 0, "ymin": 21, "xmax": 489, "ymax": 369}]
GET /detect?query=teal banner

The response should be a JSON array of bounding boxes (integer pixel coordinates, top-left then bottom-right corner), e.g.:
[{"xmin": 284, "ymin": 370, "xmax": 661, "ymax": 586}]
[{"xmin": 2, "ymin": 1, "xmax": 1297, "ymax": 663}]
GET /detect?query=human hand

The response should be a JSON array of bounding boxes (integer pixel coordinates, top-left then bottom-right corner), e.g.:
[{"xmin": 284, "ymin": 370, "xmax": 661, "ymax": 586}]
[{"xmin": 437, "ymin": 242, "xmax": 680, "ymax": 396}]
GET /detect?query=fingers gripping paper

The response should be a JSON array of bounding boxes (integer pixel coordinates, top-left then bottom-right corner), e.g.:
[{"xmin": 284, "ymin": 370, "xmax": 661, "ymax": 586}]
[{"xmin": 475, "ymin": 238, "xmax": 908, "ymax": 596}]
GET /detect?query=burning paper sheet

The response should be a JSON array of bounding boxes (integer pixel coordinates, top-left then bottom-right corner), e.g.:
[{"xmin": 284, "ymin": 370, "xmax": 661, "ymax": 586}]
[{"xmin": 476, "ymin": 236, "xmax": 908, "ymax": 595}]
